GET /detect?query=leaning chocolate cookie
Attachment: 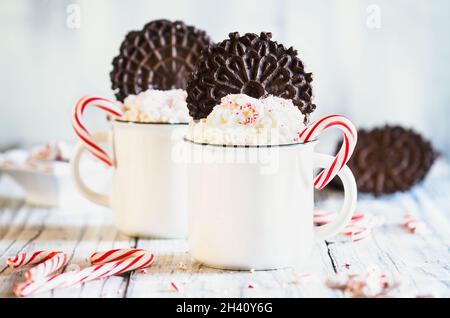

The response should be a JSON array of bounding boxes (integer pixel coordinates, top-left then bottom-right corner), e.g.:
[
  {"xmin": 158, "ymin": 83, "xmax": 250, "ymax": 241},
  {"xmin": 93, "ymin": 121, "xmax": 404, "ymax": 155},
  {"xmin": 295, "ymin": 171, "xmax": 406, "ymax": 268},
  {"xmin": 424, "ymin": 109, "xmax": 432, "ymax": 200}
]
[
  {"xmin": 186, "ymin": 32, "xmax": 315, "ymax": 120},
  {"xmin": 339, "ymin": 125, "xmax": 437, "ymax": 196},
  {"xmin": 110, "ymin": 20, "xmax": 213, "ymax": 101}
]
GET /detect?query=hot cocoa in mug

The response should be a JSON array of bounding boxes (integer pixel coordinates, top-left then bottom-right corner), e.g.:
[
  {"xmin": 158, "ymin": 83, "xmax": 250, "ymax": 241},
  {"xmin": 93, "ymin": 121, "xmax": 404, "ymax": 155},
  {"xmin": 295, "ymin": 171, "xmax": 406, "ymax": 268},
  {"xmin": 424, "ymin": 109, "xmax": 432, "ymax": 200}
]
[{"xmin": 184, "ymin": 94, "xmax": 358, "ymax": 270}]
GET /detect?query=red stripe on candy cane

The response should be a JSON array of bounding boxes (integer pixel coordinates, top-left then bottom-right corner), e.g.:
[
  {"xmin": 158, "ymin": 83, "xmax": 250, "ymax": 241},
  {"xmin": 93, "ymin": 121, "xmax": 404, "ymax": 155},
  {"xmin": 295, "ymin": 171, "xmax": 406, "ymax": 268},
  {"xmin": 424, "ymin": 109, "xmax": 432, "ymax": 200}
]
[
  {"xmin": 72, "ymin": 126, "xmax": 110, "ymax": 158},
  {"xmin": 323, "ymin": 121, "xmax": 356, "ymax": 139},
  {"xmin": 317, "ymin": 124, "xmax": 352, "ymax": 189},
  {"xmin": 24, "ymin": 251, "xmax": 44, "ymax": 267},
  {"xmin": 7, "ymin": 251, "xmax": 60, "ymax": 269},
  {"xmin": 315, "ymin": 133, "xmax": 349, "ymax": 190},
  {"xmin": 24, "ymin": 252, "xmax": 68, "ymax": 281},
  {"xmin": 299, "ymin": 115, "xmax": 357, "ymax": 190},
  {"xmin": 340, "ymin": 134, "xmax": 350, "ymax": 170},
  {"xmin": 316, "ymin": 155, "xmax": 339, "ymax": 190},
  {"xmin": 13, "ymin": 249, "xmax": 155, "ymax": 297},
  {"xmin": 72, "ymin": 127, "xmax": 112, "ymax": 166},
  {"xmin": 314, "ymin": 170, "xmax": 325, "ymax": 187},
  {"xmin": 72, "ymin": 96, "xmax": 123, "ymax": 167},
  {"xmin": 298, "ymin": 126, "xmax": 308, "ymax": 140},
  {"xmin": 80, "ymin": 96, "xmax": 111, "ymax": 114},
  {"xmin": 304, "ymin": 114, "xmax": 340, "ymax": 142},
  {"xmin": 314, "ymin": 210, "xmax": 379, "ymax": 243},
  {"xmin": 94, "ymin": 104, "xmax": 122, "ymax": 117},
  {"xmin": 89, "ymin": 249, "xmax": 146, "ymax": 265},
  {"xmin": 351, "ymin": 228, "xmax": 370, "ymax": 242},
  {"xmin": 15, "ymin": 255, "xmax": 26, "ymax": 268},
  {"xmin": 89, "ymin": 249, "xmax": 121, "ymax": 263},
  {"xmin": 73, "ymin": 97, "xmax": 90, "ymax": 134}
]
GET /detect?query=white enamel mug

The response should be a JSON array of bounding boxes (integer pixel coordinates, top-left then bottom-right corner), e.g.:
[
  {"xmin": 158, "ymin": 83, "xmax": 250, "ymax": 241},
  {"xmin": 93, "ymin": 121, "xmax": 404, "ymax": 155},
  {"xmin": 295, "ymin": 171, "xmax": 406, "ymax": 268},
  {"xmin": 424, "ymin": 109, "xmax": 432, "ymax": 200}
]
[
  {"xmin": 186, "ymin": 116, "xmax": 358, "ymax": 270},
  {"xmin": 71, "ymin": 121, "xmax": 188, "ymax": 238}
]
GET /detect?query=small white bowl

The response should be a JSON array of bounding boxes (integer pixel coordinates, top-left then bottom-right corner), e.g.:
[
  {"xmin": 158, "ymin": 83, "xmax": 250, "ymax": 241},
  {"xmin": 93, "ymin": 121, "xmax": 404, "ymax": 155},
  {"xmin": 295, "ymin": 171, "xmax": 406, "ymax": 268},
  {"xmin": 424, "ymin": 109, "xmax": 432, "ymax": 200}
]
[{"xmin": 0, "ymin": 160, "xmax": 110, "ymax": 210}]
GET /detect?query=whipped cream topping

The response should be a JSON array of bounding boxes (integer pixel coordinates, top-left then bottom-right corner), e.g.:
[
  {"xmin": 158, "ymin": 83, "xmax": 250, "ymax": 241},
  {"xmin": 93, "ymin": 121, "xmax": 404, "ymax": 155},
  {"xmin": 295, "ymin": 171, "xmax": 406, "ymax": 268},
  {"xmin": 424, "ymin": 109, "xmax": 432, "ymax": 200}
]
[
  {"xmin": 120, "ymin": 89, "xmax": 190, "ymax": 123},
  {"xmin": 187, "ymin": 94, "xmax": 306, "ymax": 146}
]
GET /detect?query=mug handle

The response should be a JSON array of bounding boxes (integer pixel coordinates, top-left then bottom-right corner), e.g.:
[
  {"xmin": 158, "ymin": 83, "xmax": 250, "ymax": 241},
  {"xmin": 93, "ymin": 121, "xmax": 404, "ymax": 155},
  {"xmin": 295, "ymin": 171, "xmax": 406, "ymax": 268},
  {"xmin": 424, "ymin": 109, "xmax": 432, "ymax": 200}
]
[
  {"xmin": 71, "ymin": 131, "xmax": 111, "ymax": 207},
  {"xmin": 299, "ymin": 115, "xmax": 357, "ymax": 190},
  {"xmin": 313, "ymin": 153, "xmax": 357, "ymax": 240}
]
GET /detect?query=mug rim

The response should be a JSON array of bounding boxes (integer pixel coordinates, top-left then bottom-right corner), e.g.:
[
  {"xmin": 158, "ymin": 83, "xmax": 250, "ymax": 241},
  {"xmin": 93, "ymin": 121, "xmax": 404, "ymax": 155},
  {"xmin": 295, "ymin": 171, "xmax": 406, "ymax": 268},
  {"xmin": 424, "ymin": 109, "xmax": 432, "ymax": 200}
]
[
  {"xmin": 111, "ymin": 118, "xmax": 189, "ymax": 126},
  {"xmin": 183, "ymin": 137, "xmax": 318, "ymax": 148}
]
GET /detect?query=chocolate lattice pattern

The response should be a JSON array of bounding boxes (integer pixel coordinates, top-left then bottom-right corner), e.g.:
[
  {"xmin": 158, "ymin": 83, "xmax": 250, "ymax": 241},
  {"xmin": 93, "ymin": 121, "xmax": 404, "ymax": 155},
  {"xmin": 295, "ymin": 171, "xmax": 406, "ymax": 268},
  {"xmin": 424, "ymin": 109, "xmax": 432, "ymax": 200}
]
[
  {"xmin": 110, "ymin": 20, "xmax": 213, "ymax": 101},
  {"xmin": 186, "ymin": 32, "xmax": 316, "ymax": 120}
]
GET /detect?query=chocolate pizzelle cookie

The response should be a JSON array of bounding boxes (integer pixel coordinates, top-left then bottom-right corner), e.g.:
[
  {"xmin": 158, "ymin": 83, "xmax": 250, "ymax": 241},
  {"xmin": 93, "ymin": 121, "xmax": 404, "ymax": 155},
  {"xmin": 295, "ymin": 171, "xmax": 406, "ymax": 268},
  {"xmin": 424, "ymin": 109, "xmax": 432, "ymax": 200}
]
[
  {"xmin": 338, "ymin": 126, "xmax": 437, "ymax": 196},
  {"xmin": 110, "ymin": 20, "xmax": 213, "ymax": 101},
  {"xmin": 186, "ymin": 32, "xmax": 315, "ymax": 120}
]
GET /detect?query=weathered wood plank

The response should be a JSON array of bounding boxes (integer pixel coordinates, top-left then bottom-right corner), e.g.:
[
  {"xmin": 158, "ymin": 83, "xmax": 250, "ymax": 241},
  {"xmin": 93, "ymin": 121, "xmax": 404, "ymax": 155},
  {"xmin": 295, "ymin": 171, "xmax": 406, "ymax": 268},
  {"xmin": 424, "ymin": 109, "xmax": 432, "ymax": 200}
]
[
  {"xmin": 124, "ymin": 239, "xmax": 338, "ymax": 298},
  {"xmin": 0, "ymin": 160, "xmax": 449, "ymax": 298},
  {"xmin": 321, "ymin": 163, "xmax": 450, "ymax": 297},
  {"xmin": 0, "ymin": 204, "xmax": 50, "ymax": 297}
]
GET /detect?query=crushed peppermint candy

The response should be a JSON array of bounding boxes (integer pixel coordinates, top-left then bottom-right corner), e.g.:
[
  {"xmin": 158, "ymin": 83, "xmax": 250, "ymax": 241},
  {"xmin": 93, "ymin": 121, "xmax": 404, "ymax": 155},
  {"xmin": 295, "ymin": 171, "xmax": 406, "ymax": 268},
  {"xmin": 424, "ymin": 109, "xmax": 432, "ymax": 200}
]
[
  {"xmin": 326, "ymin": 266, "xmax": 400, "ymax": 298},
  {"xmin": 314, "ymin": 209, "xmax": 385, "ymax": 242},
  {"xmin": 403, "ymin": 214, "xmax": 429, "ymax": 234},
  {"xmin": 170, "ymin": 281, "xmax": 181, "ymax": 292}
]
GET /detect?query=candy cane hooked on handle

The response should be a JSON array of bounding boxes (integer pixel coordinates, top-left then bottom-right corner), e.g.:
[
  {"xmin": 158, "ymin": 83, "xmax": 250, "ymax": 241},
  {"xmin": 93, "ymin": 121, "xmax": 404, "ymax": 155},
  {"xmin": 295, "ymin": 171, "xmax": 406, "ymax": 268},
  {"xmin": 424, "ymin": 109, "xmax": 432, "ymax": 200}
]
[
  {"xmin": 71, "ymin": 96, "xmax": 123, "ymax": 167},
  {"xmin": 299, "ymin": 115, "xmax": 358, "ymax": 190}
]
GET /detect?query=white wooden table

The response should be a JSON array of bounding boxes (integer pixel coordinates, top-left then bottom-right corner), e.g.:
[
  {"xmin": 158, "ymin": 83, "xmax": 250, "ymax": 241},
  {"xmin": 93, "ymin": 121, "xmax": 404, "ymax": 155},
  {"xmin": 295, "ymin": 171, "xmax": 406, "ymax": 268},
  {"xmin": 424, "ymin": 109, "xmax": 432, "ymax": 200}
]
[{"xmin": 0, "ymin": 160, "xmax": 449, "ymax": 298}]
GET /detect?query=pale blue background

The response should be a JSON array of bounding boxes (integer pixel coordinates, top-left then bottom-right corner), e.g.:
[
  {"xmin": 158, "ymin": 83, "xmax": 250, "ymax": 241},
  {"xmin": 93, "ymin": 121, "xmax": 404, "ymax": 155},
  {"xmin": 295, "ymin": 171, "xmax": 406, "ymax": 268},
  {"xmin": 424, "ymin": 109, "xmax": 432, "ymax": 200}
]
[{"xmin": 0, "ymin": 0, "xmax": 449, "ymax": 156}]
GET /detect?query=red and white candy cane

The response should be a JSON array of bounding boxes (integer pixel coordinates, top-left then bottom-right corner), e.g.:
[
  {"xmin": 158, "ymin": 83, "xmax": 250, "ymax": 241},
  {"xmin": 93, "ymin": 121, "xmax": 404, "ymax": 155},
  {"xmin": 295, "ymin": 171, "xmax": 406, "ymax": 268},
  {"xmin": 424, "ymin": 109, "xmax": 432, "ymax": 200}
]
[
  {"xmin": 14, "ymin": 249, "xmax": 154, "ymax": 297},
  {"xmin": 299, "ymin": 115, "xmax": 357, "ymax": 190},
  {"xmin": 7, "ymin": 250, "xmax": 63, "ymax": 270},
  {"xmin": 349, "ymin": 227, "xmax": 371, "ymax": 242},
  {"xmin": 88, "ymin": 248, "xmax": 148, "ymax": 265},
  {"xmin": 314, "ymin": 209, "xmax": 378, "ymax": 242},
  {"xmin": 313, "ymin": 209, "xmax": 337, "ymax": 225},
  {"xmin": 72, "ymin": 96, "xmax": 123, "ymax": 167},
  {"xmin": 24, "ymin": 252, "xmax": 68, "ymax": 281},
  {"xmin": 314, "ymin": 210, "xmax": 365, "ymax": 227}
]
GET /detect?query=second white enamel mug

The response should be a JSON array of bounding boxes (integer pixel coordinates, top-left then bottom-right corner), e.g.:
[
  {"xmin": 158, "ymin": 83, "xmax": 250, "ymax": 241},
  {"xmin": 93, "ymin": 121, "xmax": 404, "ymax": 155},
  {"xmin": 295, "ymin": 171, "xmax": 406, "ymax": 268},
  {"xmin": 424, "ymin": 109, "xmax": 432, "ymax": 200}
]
[{"xmin": 71, "ymin": 121, "xmax": 188, "ymax": 238}]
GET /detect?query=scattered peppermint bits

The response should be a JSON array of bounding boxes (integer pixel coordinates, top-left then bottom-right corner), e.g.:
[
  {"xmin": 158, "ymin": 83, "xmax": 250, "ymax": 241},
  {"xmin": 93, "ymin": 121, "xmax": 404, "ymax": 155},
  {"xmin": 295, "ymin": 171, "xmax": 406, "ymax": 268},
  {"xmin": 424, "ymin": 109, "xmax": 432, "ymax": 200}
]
[
  {"xmin": 403, "ymin": 214, "xmax": 428, "ymax": 234},
  {"xmin": 247, "ymin": 283, "xmax": 255, "ymax": 289},
  {"xmin": 313, "ymin": 209, "xmax": 384, "ymax": 242},
  {"xmin": 326, "ymin": 266, "xmax": 400, "ymax": 298},
  {"xmin": 237, "ymin": 103, "xmax": 259, "ymax": 125},
  {"xmin": 187, "ymin": 94, "xmax": 307, "ymax": 146},
  {"xmin": 351, "ymin": 228, "xmax": 371, "ymax": 242},
  {"xmin": 170, "ymin": 281, "xmax": 181, "ymax": 292}
]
